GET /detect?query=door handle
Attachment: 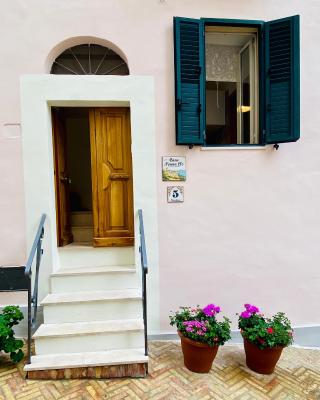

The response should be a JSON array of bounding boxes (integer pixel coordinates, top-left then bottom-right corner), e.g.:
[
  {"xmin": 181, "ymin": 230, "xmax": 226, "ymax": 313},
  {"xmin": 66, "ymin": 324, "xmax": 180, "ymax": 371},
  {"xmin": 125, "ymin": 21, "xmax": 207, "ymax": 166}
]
[
  {"xmin": 60, "ymin": 176, "xmax": 72, "ymax": 184},
  {"xmin": 109, "ymin": 174, "xmax": 129, "ymax": 181}
]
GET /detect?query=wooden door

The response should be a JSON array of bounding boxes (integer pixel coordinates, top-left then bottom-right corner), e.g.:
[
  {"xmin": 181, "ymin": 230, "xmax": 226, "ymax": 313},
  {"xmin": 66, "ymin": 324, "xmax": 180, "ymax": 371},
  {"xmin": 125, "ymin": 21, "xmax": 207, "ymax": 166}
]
[
  {"xmin": 52, "ymin": 108, "xmax": 73, "ymax": 246},
  {"xmin": 89, "ymin": 108, "xmax": 134, "ymax": 247}
]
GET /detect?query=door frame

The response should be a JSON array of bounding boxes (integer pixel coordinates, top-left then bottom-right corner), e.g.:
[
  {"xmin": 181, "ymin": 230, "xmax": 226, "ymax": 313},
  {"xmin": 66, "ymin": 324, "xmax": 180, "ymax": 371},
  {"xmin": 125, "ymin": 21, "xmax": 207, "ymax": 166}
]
[
  {"xmin": 52, "ymin": 106, "xmax": 135, "ymax": 248},
  {"xmin": 21, "ymin": 75, "xmax": 160, "ymax": 332}
]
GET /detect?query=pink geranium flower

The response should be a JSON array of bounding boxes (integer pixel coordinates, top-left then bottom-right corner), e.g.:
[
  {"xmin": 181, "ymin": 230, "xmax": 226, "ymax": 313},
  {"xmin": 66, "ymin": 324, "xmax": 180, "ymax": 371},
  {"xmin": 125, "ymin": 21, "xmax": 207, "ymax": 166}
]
[
  {"xmin": 240, "ymin": 311, "xmax": 252, "ymax": 319},
  {"xmin": 244, "ymin": 304, "xmax": 259, "ymax": 314},
  {"xmin": 202, "ymin": 303, "xmax": 221, "ymax": 317}
]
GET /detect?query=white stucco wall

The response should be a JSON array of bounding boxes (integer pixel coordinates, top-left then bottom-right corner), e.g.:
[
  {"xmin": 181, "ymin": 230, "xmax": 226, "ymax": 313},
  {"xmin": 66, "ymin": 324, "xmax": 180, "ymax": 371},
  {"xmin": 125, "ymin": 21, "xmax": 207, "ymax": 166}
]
[{"xmin": 0, "ymin": 0, "xmax": 319, "ymax": 334}]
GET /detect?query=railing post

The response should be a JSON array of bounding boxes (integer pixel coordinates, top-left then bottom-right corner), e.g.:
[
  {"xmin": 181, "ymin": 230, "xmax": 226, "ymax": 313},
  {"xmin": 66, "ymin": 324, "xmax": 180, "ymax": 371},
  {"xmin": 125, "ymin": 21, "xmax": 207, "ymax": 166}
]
[
  {"xmin": 138, "ymin": 209, "xmax": 148, "ymax": 361},
  {"xmin": 32, "ymin": 228, "xmax": 43, "ymax": 327},
  {"xmin": 27, "ymin": 274, "xmax": 32, "ymax": 364},
  {"xmin": 143, "ymin": 272, "xmax": 148, "ymax": 356},
  {"xmin": 24, "ymin": 214, "xmax": 46, "ymax": 366}
]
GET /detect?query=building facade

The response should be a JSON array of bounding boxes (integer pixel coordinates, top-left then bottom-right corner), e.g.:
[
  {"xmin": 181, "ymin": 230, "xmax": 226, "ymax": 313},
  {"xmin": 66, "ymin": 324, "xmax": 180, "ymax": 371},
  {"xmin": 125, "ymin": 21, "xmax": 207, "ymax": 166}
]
[{"xmin": 0, "ymin": 0, "xmax": 319, "ymax": 373}]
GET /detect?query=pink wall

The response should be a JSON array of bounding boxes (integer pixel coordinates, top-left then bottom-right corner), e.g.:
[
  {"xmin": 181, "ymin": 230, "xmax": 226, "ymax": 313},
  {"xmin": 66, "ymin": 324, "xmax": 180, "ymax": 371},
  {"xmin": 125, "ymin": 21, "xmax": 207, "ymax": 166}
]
[{"xmin": 1, "ymin": 0, "xmax": 319, "ymax": 329}]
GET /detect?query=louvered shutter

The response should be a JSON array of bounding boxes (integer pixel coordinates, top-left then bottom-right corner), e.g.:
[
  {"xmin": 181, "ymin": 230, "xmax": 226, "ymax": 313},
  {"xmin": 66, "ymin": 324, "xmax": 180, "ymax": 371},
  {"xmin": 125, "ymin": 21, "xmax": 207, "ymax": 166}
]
[
  {"xmin": 264, "ymin": 16, "xmax": 300, "ymax": 144},
  {"xmin": 174, "ymin": 17, "xmax": 205, "ymax": 145}
]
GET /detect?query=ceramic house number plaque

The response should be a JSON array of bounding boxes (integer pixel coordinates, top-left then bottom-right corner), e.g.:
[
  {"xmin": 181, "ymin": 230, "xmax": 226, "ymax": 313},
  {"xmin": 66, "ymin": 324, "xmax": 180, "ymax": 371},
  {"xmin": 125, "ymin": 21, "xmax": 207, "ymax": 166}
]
[
  {"xmin": 167, "ymin": 186, "xmax": 184, "ymax": 203},
  {"xmin": 162, "ymin": 156, "xmax": 186, "ymax": 181}
]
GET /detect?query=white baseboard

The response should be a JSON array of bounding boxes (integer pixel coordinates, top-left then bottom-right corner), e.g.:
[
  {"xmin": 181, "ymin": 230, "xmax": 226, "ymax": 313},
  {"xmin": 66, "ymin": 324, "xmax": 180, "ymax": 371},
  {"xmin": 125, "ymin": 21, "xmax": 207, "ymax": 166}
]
[{"xmin": 149, "ymin": 326, "xmax": 320, "ymax": 348}]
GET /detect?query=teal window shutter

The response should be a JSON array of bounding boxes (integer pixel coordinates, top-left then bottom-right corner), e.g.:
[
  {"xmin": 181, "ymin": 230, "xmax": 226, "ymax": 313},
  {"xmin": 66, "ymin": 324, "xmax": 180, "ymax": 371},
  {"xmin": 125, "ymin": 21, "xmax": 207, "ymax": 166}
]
[
  {"xmin": 174, "ymin": 17, "xmax": 205, "ymax": 145},
  {"xmin": 264, "ymin": 15, "xmax": 300, "ymax": 144}
]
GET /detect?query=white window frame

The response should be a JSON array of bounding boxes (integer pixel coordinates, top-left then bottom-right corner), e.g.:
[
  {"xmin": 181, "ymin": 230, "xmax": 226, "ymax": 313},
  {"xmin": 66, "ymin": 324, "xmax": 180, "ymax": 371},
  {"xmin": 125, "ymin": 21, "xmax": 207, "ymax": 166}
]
[{"xmin": 237, "ymin": 35, "xmax": 259, "ymax": 144}]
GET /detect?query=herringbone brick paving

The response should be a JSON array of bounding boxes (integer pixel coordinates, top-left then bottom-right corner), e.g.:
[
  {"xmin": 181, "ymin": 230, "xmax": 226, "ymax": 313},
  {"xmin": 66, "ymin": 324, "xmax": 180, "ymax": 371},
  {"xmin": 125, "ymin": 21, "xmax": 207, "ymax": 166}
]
[{"xmin": 0, "ymin": 341, "xmax": 319, "ymax": 399}]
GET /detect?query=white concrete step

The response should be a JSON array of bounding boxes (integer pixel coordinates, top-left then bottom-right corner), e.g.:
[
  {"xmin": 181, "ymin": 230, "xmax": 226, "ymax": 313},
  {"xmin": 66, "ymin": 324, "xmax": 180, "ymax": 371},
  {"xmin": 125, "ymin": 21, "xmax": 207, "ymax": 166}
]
[
  {"xmin": 42, "ymin": 289, "xmax": 141, "ymax": 305},
  {"xmin": 24, "ymin": 348, "xmax": 147, "ymax": 371},
  {"xmin": 51, "ymin": 266, "xmax": 139, "ymax": 293},
  {"xmin": 70, "ymin": 211, "xmax": 93, "ymax": 227},
  {"xmin": 42, "ymin": 289, "xmax": 142, "ymax": 323},
  {"xmin": 33, "ymin": 319, "xmax": 144, "ymax": 355},
  {"xmin": 71, "ymin": 226, "xmax": 93, "ymax": 242},
  {"xmin": 58, "ymin": 244, "xmax": 135, "ymax": 268}
]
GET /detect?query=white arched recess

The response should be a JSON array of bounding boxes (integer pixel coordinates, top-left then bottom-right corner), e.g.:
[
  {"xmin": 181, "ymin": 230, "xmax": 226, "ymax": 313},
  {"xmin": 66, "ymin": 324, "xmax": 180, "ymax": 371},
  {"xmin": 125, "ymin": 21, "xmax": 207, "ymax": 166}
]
[{"xmin": 20, "ymin": 75, "xmax": 159, "ymax": 333}]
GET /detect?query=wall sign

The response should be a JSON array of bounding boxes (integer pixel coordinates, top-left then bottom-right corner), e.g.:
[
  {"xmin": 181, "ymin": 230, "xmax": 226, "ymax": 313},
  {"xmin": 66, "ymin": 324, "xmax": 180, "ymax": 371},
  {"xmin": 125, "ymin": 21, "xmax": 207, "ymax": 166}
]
[
  {"xmin": 2, "ymin": 123, "xmax": 21, "ymax": 138},
  {"xmin": 162, "ymin": 156, "xmax": 186, "ymax": 181},
  {"xmin": 167, "ymin": 186, "xmax": 184, "ymax": 203}
]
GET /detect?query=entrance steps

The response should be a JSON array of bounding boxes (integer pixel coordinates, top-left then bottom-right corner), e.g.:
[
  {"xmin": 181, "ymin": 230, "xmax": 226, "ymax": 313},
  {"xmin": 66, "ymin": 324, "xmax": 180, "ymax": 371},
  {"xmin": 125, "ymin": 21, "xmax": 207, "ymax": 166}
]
[
  {"xmin": 24, "ymin": 245, "xmax": 147, "ymax": 378},
  {"xmin": 71, "ymin": 211, "xmax": 93, "ymax": 242},
  {"xmin": 25, "ymin": 349, "xmax": 148, "ymax": 378},
  {"xmin": 58, "ymin": 243, "xmax": 135, "ymax": 268},
  {"xmin": 43, "ymin": 289, "xmax": 142, "ymax": 323},
  {"xmin": 70, "ymin": 211, "xmax": 93, "ymax": 227},
  {"xmin": 51, "ymin": 266, "xmax": 138, "ymax": 292}
]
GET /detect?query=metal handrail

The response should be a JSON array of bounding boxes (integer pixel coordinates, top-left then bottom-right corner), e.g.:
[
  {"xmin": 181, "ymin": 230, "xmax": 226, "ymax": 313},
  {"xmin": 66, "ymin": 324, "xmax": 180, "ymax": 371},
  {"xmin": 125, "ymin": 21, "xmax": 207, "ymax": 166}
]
[
  {"xmin": 138, "ymin": 209, "xmax": 148, "ymax": 357},
  {"xmin": 24, "ymin": 214, "xmax": 46, "ymax": 364}
]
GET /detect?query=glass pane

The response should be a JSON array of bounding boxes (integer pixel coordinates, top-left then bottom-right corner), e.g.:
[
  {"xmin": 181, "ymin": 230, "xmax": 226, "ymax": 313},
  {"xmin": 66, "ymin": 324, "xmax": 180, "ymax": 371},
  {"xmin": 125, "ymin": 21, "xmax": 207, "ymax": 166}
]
[
  {"xmin": 241, "ymin": 46, "xmax": 250, "ymax": 144},
  {"xmin": 205, "ymin": 30, "xmax": 258, "ymax": 145}
]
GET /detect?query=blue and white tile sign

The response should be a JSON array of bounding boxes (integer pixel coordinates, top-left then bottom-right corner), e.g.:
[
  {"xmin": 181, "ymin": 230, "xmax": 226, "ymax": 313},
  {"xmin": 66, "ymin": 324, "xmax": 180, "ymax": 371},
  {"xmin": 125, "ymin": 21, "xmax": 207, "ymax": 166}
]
[
  {"xmin": 167, "ymin": 186, "xmax": 184, "ymax": 203},
  {"xmin": 162, "ymin": 156, "xmax": 186, "ymax": 181}
]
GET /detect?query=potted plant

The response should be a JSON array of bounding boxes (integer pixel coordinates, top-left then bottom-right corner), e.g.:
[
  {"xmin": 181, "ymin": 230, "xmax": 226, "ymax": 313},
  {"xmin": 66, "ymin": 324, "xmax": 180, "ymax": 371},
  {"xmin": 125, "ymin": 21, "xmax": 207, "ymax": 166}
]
[
  {"xmin": 0, "ymin": 305, "xmax": 24, "ymax": 363},
  {"xmin": 238, "ymin": 304, "xmax": 293, "ymax": 374},
  {"xmin": 170, "ymin": 304, "xmax": 231, "ymax": 373}
]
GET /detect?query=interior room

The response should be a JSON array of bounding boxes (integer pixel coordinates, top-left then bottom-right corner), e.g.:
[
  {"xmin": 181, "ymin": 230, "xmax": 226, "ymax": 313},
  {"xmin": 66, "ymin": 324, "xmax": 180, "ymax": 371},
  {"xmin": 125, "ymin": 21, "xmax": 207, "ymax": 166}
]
[{"xmin": 205, "ymin": 28, "xmax": 258, "ymax": 145}]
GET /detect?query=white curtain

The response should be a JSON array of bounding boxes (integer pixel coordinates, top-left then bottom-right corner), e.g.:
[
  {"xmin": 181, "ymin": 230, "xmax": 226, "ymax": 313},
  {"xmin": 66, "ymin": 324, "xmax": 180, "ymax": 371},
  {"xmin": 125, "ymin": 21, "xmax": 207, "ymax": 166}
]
[{"xmin": 205, "ymin": 44, "xmax": 240, "ymax": 82}]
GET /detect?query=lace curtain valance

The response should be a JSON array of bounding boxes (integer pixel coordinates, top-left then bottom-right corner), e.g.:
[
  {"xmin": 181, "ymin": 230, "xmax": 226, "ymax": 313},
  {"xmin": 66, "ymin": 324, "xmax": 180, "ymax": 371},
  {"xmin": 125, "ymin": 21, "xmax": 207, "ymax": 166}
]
[{"xmin": 205, "ymin": 44, "xmax": 240, "ymax": 82}]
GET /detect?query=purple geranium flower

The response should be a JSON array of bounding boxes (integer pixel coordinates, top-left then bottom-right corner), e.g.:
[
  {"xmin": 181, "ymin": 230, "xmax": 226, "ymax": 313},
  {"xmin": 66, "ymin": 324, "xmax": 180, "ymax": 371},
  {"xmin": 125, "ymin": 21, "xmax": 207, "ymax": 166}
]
[
  {"xmin": 202, "ymin": 303, "xmax": 221, "ymax": 317},
  {"xmin": 240, "ymin": 311, "xmax": 252, "ymax": 319},
  {"xmin": 244, "ymin": 304, "xmax": 259, "ymax": 314}
]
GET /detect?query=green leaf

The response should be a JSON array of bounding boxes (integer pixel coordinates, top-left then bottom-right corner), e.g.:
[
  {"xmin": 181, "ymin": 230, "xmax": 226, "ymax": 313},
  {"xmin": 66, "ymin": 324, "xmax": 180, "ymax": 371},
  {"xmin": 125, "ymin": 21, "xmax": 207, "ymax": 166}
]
[{"xmin": 10, "ymin": 349, "xmax": 24, "ymax": 363}]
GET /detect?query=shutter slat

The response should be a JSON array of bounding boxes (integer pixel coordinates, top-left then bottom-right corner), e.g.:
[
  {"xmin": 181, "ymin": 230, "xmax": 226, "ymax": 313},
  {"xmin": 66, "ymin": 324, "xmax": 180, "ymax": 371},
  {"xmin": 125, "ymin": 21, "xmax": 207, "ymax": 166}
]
[
  {"xmin": 174, "ymin": 17, "xmax": 204, "ymax": 145},
  {"xmin": 265, "ymin": 15, "xmax": 300, "ymax": 144}
]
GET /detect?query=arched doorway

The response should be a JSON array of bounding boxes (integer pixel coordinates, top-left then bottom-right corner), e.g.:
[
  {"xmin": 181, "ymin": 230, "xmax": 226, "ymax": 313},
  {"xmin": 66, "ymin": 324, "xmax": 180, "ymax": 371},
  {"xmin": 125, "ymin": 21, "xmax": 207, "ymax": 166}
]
[{"xmin": 51, "ymin": 44, "xmax": 133, "ymax": 247}]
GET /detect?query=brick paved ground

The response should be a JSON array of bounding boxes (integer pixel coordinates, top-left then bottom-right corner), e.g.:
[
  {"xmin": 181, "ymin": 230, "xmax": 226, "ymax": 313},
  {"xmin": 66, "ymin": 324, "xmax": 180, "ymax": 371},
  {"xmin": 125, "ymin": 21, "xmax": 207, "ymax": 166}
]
[{"xmin": 0, "ymin": 341, "xmax": 320, "ymax": 399}]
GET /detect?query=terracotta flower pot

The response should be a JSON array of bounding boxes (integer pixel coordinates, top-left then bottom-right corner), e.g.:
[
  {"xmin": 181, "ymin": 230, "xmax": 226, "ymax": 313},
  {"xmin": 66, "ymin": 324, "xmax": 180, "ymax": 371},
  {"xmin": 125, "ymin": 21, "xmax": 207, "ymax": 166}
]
[
  {"xmin": 243, "ymin": 337, "xmax": 284, "ymax": 374},
  {"xmin": 178, "ymin": 331, "xmax": 219, "ymax": 373}
]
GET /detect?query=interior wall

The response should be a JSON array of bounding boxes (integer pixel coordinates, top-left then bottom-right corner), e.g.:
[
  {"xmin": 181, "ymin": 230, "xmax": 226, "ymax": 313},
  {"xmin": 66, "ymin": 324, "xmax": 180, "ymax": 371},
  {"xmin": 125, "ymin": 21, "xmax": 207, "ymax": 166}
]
[{"xmin": 206, "ymin": 89, "xmax": 225, "ymax": 125}]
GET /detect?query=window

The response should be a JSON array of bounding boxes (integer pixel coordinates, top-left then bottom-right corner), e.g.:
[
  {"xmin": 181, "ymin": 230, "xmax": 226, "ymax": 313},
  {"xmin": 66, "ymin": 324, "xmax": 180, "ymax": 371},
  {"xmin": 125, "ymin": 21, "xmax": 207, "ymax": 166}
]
[
  {"xmin": 51, "ymin": 44, "xmax": 129, "ymax": 75},
  {"xmin": 205, "ymin": 27, "xmax": 258, "ymax": 145},
  {"xmin": 174, "ymin": 16, "xmax": 300, "ymax": 147}
]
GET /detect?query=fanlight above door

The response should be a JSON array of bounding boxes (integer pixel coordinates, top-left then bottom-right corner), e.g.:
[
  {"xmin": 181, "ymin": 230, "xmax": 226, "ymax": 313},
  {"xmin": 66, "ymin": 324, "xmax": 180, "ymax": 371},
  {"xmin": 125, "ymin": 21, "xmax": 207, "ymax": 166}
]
[{"xmin": 50, "ymin": 44, "xmax": 129, "ymax": 75}]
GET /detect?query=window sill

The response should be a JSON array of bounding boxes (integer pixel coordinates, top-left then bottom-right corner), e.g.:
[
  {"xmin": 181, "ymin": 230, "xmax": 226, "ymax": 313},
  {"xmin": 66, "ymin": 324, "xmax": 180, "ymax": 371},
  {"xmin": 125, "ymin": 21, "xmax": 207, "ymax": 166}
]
[{"xmin": 200, "ymin": 145, "xmax": 268, "ymax": 151}]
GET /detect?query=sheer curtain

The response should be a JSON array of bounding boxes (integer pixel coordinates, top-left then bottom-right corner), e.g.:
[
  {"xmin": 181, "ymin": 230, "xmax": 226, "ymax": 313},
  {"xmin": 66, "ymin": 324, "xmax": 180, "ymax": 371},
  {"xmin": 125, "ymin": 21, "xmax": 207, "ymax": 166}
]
[{"xmin": 205, "ymin": 44, "xmax": 240, "ymax": 82}]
